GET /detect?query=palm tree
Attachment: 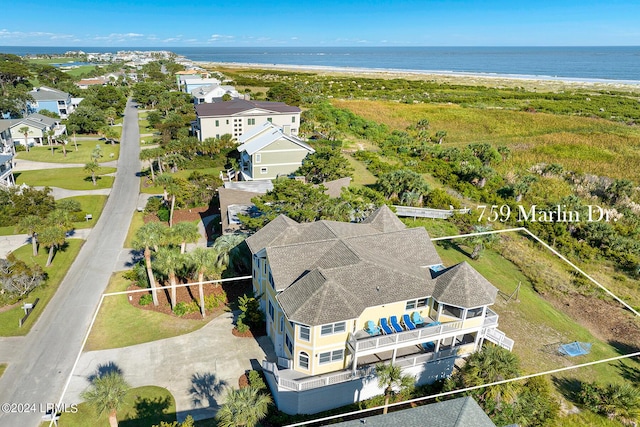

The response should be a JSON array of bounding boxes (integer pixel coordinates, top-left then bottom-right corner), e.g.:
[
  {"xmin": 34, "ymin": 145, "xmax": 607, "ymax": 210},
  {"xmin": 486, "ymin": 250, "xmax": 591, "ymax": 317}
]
[
  {"xmin": 19, "ymin": 215, "xmax": 42, "ymax": 256},
  {"xmin": 81, "ymin": 371, "xmax": 130, "ymax": 427},
  {"xmin": 85, "ymin": 160, "xmax": 101, "ymax": 186},
  {"xmin": 153, "ymin": 247, "xmax": 185, "ymax": 310},
  {"xmin": 170, "ymin": 221, "xmax": 200, "ymax": 254},
  {"xmin": 155, "ymin": 173, "xmax": 173, "ymax": 203},
  {"xmin": 188, "ymin": 247, "xmax": 220, "ymax": 317},
  {"xmin": 154, "ymin": 175, "xmax": 181, "ymax": 228},
  {"xmin": 44, "ymin": 129, "xmax": 55, "ymax": 155},
  {"xmin": 375, "ymin": 363, "xmax": 415, "ymax": 414},
  {"xmin": 133, "ymin": 222, "xmax": 169, "ymax": 306},
  {"xmin": 38, "ymin": 226, "xmax": 66, "ymax": 267},
  {"xmin": 18, "ymin": 126, "xmax": 31, "ymax": 152},
  {"xmin": 101, "ymin": 126, "xmax": 118, "ymax": 145},
  {"xmin": 55, "ymin": 133, "xmax": 68, "ymax": 157},
  {"xmin": 211, "ymin": 234, "xmax": 250, "ymax": 274},
  {"xmin": 466, "ymin": 225, "xmax": 498, "ymax": 260},
  {"xmin": 139, "ymin": 148, "xmax": 157, "ymax": 182},
  {"xmin": 216, "ymin": 386, "xmax": 272, "ymax": 427},
  {"xmin": 66, "ymin": 122, "xmax": 79, "ymax": 151}
]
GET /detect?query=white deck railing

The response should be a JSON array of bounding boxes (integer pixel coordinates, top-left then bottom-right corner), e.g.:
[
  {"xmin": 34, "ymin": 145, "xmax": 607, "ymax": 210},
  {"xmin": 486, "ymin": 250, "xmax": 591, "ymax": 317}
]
[{"xmin": 483, "ymin": 328, "xmax": 515, "ymax": 351}]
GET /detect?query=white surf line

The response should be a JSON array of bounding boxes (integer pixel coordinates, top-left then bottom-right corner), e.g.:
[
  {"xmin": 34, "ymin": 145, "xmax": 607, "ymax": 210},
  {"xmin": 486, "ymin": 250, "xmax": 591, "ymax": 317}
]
[
  {"xmin": 285, "ymin": 351, "xmax": 640, "ymax": 427},
  {"xmin": 51, "ymin": 275, "xmax": 252, "ymax": 426}
]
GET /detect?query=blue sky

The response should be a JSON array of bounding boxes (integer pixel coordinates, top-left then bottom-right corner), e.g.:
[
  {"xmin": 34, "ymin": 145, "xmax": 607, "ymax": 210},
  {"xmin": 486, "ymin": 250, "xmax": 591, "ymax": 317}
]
[{"xmin": 1, "ymin": 0, "xmax": 639, "ymax": 46}]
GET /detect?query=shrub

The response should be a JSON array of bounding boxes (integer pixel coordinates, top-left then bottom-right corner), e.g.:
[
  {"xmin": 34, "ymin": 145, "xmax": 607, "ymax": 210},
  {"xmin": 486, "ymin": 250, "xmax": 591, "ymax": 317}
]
[
  {"xmin": 204, "ymin": 291, "xmax": 227, "ymax": 311},
  {"xmin": 139, "ymin": 294, "xmax": 153, "ymax": 306},
  {"xmin": 144, "ymin": 197, "xmax": 163, "ymax": 214},
  {"xmin": 173, "ymin": 302, "xmax": 190, "ymax": 317},
  {"xmin": 235, "ymin": 318, "xmax": 250, "ymax": 333},
  {"xmin": 248, "ymin": 370, "xmax": 267, "ymax": 390},
  {"xmin": 157, "ymin": 207, "xmax": 170, "ymax": 222}
]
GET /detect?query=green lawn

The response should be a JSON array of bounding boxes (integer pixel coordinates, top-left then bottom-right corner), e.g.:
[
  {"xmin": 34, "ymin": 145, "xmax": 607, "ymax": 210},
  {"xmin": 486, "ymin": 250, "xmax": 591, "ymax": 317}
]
[
  {"xmin": 0, "ymin": 364, "xmax": 6, "ymax": 379},
  {"xmin": 85, "ymin": 272, "xmax": 208, "ymax": 351},
  {"xmin": 15, "ymin": 167, "xmax": 116, "ymax": 190},
  {"xmin": 0, "ymin": 225, "xmax": 17, "ymax": 236},
  {"xmin": 66, "ymin": 195, "xmax": 108, "ymax": 229},
  {"xmin": 345, "ymin": 153, "xmax": 376, "ymax": 186},
  {"xmin": 16, "ymin": 142, "xmax": 119, "ymax": 164},
  {"xmin": 0, "ymin": 240, "xmax": 83, "ymax": 336},
  {"xmin": 62, "ymin": 65, "xmax": 100, "ymax": 77},
  {"xmin": 124, "ymin": 212, "xmax": 145, "ymax": 248},
  {"xmin": 56, "ymin": 386, "xmax": 176, "ymax": 427},
  {"xmin": 140, "ymin": 167, "xmax": 222, "ymax": 194}
]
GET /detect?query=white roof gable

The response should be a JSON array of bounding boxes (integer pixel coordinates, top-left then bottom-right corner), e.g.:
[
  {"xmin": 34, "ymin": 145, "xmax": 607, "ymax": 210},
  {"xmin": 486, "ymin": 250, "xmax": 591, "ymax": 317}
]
[{"xmin": 237, "ymin": 122, "xmax": 315, "ymax": 156}]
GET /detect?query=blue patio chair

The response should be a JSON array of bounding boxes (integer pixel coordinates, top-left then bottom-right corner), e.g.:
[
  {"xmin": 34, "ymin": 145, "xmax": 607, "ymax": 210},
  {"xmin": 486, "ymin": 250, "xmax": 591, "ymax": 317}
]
[
  {"xmin": 411, "ymin": 311, "xmax": 424, "ymax": 326},
  {"xmin": 426, "ymin": 321, "xmax": 441, "ymax": 328},
  {"xmin": 390, "ymin": 315, "xmax": 404, "ymax": 333},
  {"xmin": 365, "ymin": 320, "xmax": 381, "ymax": 336},
  {"xmin": 380, "ymin": 317, "xmax": 394, "ymax": 334},
  {"xmin": 402, "ymin": 314, "xmax": 416, "ymax": 330},
  {"xmin": 422, "ymin": 341, "xmax": 435, "ymax": 351}
]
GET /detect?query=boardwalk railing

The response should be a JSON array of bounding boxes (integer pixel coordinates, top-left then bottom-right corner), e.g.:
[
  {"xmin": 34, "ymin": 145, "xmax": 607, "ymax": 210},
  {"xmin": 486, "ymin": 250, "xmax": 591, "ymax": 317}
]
[{"xmin": 393, "ymin": 205, "xmax": 470, "ymax": 219}]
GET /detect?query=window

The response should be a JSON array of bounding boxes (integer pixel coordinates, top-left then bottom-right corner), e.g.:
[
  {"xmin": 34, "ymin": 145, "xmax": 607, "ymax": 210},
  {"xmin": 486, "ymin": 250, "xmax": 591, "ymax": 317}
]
[
  {"xmin": 319, "ymin": 349, "xmax": 344, "ymax": 365},
  {"xmin": 268, "ymin": 301, "xmax": 274, "ymax": 321},
  {"xmin": 248, "ymin": 118, "xmax": 255, "ymax": 125},
  {"xmin": 280, "ymin": 316, "xmax": 284, "ymax": 332},
  {"xmin": 405, "ymin": 297, "xmax": 428, "ymax": 311},
  {"xmin": 267, "ymin": 117, "xmax": 273, "ymax": 123},
  {"xmin": 299, "ymin": 352, "xmax": 309, "ymax": 370},
  {"xmin": 320, "ymin": 322, "xmax": 346, "ymax": 336},
  {"xmin": 292, "ymin": 116, "xmax": 296, "ymax": 123},
  {"xmin": 199, "ymin": 98, "xmax": 205, "ymax": 103},
  {"xmin": 442, "ymin": 304, "xmax": 463, "ymax": 319},
  {"xmin": 299, "ymin": 325, "xmax": 310, "ymax": 341},
  {"xmin": 285, "ymin": 334, "xmax": 293, "ymax": 354},
  {"xmin": 268, "ymin": 271, "xmax": 274, "ymax": 288},
  {"xmin": 466, "ymin": 307, "xmax": 484, "ymax": 319},
  {"xmin": 226, "ymin": 119, "xmax": 229, "ymax": 124},
  {"xmin": 215, "ymin": 120, "xmax": 219, "ymax": 127},
  {"xmin": 260, "ymin": 167, "xmax": 268, "ymax": 174},
  {"xmin": 255, "ymin": 154, "xmax": 261, "ymax": 163}
]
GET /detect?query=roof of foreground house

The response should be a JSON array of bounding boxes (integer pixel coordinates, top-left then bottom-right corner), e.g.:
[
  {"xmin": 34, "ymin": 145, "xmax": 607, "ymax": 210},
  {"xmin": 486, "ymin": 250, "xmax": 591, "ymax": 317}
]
[
  {"xmin": 246, "ymin": 206, "xmax": 498, "ymax": 325},
  {"xmin": 29, "ymin": 86, "xmax": 69, "ymax": 101},
  {"xmin": 330, "ymin": 396, "xmax": 498, "ymax": 427},
  {"xmin": 236, "ymin": 122, "xmax": 314, "ymax": 156}
]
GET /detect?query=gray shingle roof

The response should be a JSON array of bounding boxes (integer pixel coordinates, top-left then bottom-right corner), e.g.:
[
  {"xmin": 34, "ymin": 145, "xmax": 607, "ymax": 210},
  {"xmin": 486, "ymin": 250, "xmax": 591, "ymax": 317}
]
[
  {"xmin": 195, "ymin": 99, "xmax": 300, "ymax": 117},
  {"xmin": 330, "ymin": 396, "xmax": 497, "ymax": 427},
  {"xmin": 247, "ymin": 206, "xmax": 498, "ymax": 325},
  {"xmin": 29, "ymin": 86, "xmax": 69, "ymax": 101}
]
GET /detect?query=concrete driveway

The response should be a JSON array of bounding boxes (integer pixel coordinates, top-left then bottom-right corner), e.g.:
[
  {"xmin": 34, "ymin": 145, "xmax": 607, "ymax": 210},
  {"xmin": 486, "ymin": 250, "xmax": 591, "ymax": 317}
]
[{"xmin": 65, "ymin": 312, "xmax": 275, "ymax": 422}]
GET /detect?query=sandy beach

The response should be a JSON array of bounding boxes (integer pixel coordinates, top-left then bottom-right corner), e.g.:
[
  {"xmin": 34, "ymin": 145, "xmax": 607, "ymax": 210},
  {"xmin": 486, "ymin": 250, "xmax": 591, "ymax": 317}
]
[{"xmin": 194, "ymin": 60, "xmax": 640, "ymax": 92}]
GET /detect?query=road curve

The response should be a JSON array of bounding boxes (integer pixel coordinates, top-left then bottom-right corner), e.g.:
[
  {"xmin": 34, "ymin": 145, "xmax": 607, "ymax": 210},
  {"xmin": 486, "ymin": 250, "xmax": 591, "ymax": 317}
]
[{"xmin": 0, "ymin": 100, "xmax": 141, "ymax": 427}]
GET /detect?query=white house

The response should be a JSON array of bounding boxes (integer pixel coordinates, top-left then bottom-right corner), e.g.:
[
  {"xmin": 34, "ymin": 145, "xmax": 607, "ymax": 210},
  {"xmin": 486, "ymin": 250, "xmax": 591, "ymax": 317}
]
[
  {"xmin": 1, "ymin": 114, "xmax": 66, "ymax": 148},
  {"xmin": 27, "ymin": 86, "xmax": 76, "ymax": 118},
  {"xmin": 193, "ymin": 99, "xmax": 301, "ymax": 141},
  {"xmin": 191, "ymin": 84, "xmax": 243, "ymax": 104}
]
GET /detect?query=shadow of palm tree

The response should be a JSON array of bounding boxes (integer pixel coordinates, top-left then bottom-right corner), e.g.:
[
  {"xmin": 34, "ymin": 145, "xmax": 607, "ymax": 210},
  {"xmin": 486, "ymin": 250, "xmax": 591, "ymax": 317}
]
[
  {"xmin": 189, "ymin": 372, "xmax": 228, "ymax": 408},
  {"xmin": 133, "ymin": 395, "xmax": 173, "ymax": 419},
  {"xmin": 551, "ymin": 376, "xmax": 583, "ymax": 402},
  {"xmin": 87, "ymin": 361, "xmax": 123, "ymax": 383}
]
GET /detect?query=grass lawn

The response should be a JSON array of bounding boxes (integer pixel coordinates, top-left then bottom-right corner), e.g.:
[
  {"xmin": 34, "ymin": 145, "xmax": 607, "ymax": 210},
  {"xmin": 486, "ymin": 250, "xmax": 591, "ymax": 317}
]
[
  {"xmin": 124, "ymin": 212, "xmax": 145, "ymax": 248},
  {"xmin": 434, "ymin": 232, "xmax": 637, "ymax": 385},
  {"xmin": 16, "ymin": 142, "xmax": 119, "ymax": 164},
  {"xmin": 140, "ymin": 167, "xmax": 222, "ymax": 194},
  {"xmin": 345, "ymin": 153, "xmax": 376, "ymax": 186},
  {"xmin": 67, "ymin": 195, "xmax": 108, "ymax": 230},
  {"xmin": 0, "ymin": 364, "xmax": 5, "ymax": 378},
  {"xmin": 85, "ymin": 272, "xmax": 207, "ymax": 351},
  {"xmin": 0, "ymin": 240, "xmax": 83, "ymax": 336},
  {"xmin": 0, "ymin": 225, "xmax": 18, "ymax": 236},
  {"xmin": 56, "ymin": 386, "xmax": 176, "ymax": 427},
  {"xmin": 62, "ymin": 65, "xmax": 100, "ymax": 77},
  {"xmin": 15, "ymin": 167, "xmax": 116, "ymax": 190}
]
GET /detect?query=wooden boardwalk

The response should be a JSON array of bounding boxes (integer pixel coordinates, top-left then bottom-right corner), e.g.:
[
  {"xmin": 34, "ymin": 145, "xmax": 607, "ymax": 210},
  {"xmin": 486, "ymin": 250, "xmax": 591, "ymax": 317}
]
[{"xmin": 393, "ymin": 205, "xmax": 470, "ymax": 219}]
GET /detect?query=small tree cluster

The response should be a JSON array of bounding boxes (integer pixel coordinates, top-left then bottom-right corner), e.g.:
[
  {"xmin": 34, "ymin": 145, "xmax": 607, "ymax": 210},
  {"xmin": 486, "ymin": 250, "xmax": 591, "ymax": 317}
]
[{"xmin": 0, "ymin": 255, "xmax": 45, "ymax": 302}]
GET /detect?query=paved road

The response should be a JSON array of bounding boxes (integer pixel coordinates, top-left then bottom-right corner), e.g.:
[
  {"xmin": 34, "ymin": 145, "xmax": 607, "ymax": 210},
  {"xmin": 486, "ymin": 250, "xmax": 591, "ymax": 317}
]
[{"xmin": 0, "ymin": 100, "xmax": 141, "ymax": 427}]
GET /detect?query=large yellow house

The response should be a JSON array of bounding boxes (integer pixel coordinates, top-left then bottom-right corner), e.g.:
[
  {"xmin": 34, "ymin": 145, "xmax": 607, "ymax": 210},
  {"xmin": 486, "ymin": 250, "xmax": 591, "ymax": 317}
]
[{"xmin": 246, "ymin": 205, "xmax": 513, "ymax": 414}]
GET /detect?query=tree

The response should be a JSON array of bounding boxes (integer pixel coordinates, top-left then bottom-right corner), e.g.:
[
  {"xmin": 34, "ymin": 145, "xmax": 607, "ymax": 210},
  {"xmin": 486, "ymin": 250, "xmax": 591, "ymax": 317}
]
[
  {"xmin": 0, "ymin": 55, "xmax": 30, "ymax": 97},
  {"xmin": 38, "ymin": 226, "xmax": 66, "ymax": 267},
  {"xmin": 105, "ymin": 107, "xmax": 117, "ymax": 126},
  {"xmin": 266, "ymin": 83, "xmax": 302, "ymax": 106},
  {"xmin": 513, "ymin": 174, "xmax": 538, "ymax": 202},
  {"xmin": 170, "ymin": 221, "xmax": 200, "ymax": 254},
  {"xmin": 92, "ymin": 144, "xmax": 104, "ymax": 161},
  {"xmin": 66, "ymin": 122, "xmax": 80, "ymax": 151},
  {"xmin": 100, "ymin": 126, "xmax": 119, "ymax": 145},
  {"xmin": 579, "ymin": 381, "xmax": 640, "ymax": 424},
  {"xmin": 0, "ymin": 256, "xmax": 45, "ymax": 298},
  {"xmin": 19, "ymin": 215, "xmax": 43, "ymax": 256},
  {"xmin": 188, "ymin": 248, "xmax": 219, "ymax": 317},
  {"xmin": 434, "ymin": 130, "xmax": 447, "ymax": 144},
  {"xmin": 607, "ymin": 179, "xmax": 634, "ymax": 205},
  {"xmin": 133, "ymin": 222, "xmax": 168, "ymax": 306},
  {"xmin": 152, "ymin": 416, "xmax": 194, "ymax": 427},
  {"xmin": 81, "ymin": 371, "xmax": 130, "ymax": 427},
  {"xmin": 465, "ymin": 225, "xmax": 498, "ymax": 260},
  {"xmin": 296, "ymin": 146, "xmax": 354, "ymax": 184},
  {"xmin": 18, "ymin": 126, "xmax": 31, "ymax": 152},
  {"xmin": 153, "ymin": 247, "xmax": 185, "ymax": 310},
  {"xmin": 375, "ymin": 363, "xmax": 415, "ymax": 414},
  {"xmin": 211, "ymin": 234, "xmax": 250, "ymax": 275},
  {"xmin": 85, "ymin": 161, "xmax": 101, "ymax": 186},
  {"xmin": 66, "ymin": 105, "xmax": 107, "ymax": 134},
  {"xmin": 215, "ymin": 386, "xmax": 272, "ymax": 427},
  {"xmin": 55, "ymin": 133, "xmax": 68, "ymax": 157},
  {"xmin": 376, "ymin": 169, "xmax": 429, "ymax": 205},
  {"xmin": 140, "ymin": 148, "xmax": 157, "ymax": 182},
  {"xmin": 44, "ymin": 129, "xmax": 55, "ymax": 155}
]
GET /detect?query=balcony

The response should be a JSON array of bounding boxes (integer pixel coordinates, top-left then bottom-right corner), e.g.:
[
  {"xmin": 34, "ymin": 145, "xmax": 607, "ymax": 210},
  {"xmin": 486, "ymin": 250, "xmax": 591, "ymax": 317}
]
[{"xmin": 348, "ymin": 309, "xmax": 501, "ymax": 357}]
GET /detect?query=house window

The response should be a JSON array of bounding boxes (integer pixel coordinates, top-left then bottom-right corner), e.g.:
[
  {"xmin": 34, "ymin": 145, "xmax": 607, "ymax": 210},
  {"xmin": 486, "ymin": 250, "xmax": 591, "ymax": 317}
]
[
  {"xmin": 405, "ymin": 298, "xmax": 428, "ymax": 311},
  {"xmin": 199, "ymin": 98, "xmax": 205, "ymax": 103},
  {"xmin": 320, "ymin": 322, "xmax": 346, "ymax": 336},
  {"xmin": 268, "ymin": 301, "xmax": 274, "ymax": 321},
  {"xmin": 319, "ymin": 349, "xmax": 344, "ymax": 365},
  {"xmin": 292, "ymin": 116, "xmax": 296, "ymax": 123},
  {"xmin": 255, "ymin": 154, "xmax": 261, "ymax": 163},
  {"xmin": 268, "ymin": 271, "xmax": 274, "ymax": 288},
  {"xmin": 267, "ymin": 117, "xmax": 272, "ymax": 123},
  {"xmin": 285, "ymin": 334, "xmax": 293, "ymax": 354},
  {"xmin": 299, "ymin": 325, "xmax": 310, "ymax": 341},
  {"xmin": 260, "ymin": 167, "xmax": 268, "ymax": 174},
  {"xmin": 226, "ymin": 119, "xmax": 229, "ymax": 124},
  {"xmin": 299, "ymin": 352, "xmax": 309, "ymax": 370},
  {"xmin": 466, "ymin": 307, "xmax": 484, "ymax": 319},
  {"xmin": 280, "ymin": 316, "xmax": 284, "ymax": 332},
  {"xmin": 442, "ymin": 304, "xmax": 463, "ymax": 319},
  {"xmin": 215, "ymin": 120, "xmax": 219, "ymax": 127},
  {"xmin": 248, "ymin": 118, "xmax": 255, "ymax": 125}
]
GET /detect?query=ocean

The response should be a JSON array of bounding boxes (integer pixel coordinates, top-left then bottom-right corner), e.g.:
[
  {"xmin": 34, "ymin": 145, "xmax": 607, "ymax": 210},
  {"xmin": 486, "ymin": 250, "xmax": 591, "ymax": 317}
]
[{"xmin": 2, "ymin": 46, "xmax": 639, "ymax": 83}]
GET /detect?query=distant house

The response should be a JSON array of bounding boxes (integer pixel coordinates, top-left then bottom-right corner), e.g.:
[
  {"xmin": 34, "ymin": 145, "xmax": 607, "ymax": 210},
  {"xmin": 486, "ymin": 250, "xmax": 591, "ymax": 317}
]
[
  {"xmin": 331, "ymin": 396, "xmax": 499, "ymax": 427},
  {"xmin": 174, "ymin": 69, "xmax": 209, "ymax": 88},
  {"xmin": 193, "ymin": 99, "xmax": 301, "ymax": 141},
  {"xmin": 0, "ymin": 122, "xmax": 15, "ymax": 187},
  {"xmin": 237, "ymin": 122, "xmax": 314, "ymax": 181},
  {"xmin": 0, "ymin": 113, "xmax": 66, "ymax": 148},
  {"xmin": 248, "ymin": 205, "xmax": 514, "ymax": 414},
  {"xmin": 76, "ymin": 78, "xmax": 108, "ymax": 89},
  {"xmin": 191, "ymin": 84, "xmax": 243, "ymax": 104},
  {"xmin": 27, "ymin": 86, "xmax": 77, "ymax": 118},
  {"xmin": 179, "ymin": 75, "xmax": 221, "ymax": 93}
]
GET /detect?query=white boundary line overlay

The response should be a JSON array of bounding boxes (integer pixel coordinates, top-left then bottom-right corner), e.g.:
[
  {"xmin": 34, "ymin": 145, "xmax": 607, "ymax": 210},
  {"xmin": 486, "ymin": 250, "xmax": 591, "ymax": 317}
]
[{"xmin": 51, "ymin": 228, "xmax": 640, "ymax": 426}]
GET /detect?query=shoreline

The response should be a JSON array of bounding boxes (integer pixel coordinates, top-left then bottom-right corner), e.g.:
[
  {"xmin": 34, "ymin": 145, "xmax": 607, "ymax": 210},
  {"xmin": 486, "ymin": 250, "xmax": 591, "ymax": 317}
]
[{"xmin": 194, "ymin": 60, "xmax": 640, "ymax": 91}]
